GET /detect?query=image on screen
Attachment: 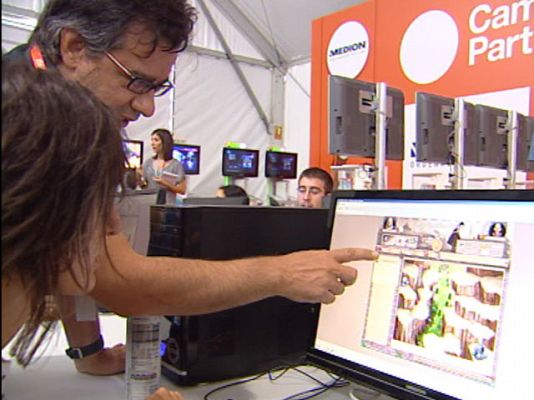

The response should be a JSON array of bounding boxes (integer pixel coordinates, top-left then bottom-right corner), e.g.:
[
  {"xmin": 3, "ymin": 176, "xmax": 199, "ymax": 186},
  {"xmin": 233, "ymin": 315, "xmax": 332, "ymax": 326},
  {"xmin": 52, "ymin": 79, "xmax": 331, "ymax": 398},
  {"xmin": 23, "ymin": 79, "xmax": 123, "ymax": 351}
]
[
  {"xmin": 222, "ymin": 147, "xmax": 259, "ymax": 178},
  {"xmin": 310, "ymin": 191, "xmax": 533, "ymax": 400},
  {"xmin": 265, "ymin": 150, "xmax": 298, "ymax": 179},
  {"xmin": 123, "ymin": 139, "xmax": 144, "ymax": 169},
  {"xmin": 173, "ymin": 144, "xmax": 201, "ymax": 175}
]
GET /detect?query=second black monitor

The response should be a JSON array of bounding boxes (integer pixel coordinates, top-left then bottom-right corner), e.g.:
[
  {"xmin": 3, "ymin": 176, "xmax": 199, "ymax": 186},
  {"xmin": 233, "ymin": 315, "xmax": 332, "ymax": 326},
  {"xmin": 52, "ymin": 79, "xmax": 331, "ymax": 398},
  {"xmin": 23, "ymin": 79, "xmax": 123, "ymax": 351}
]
[
  {"xmin": 222, "ymin": 147, "xmax": 259, "ymax": 178},
  {"xmin": 173, "ymin": 144, "xmax": 201, "ymax": 175},
  {"xmin": 265, "ymin": 150, "xmax": 298, "ymax": 179}
]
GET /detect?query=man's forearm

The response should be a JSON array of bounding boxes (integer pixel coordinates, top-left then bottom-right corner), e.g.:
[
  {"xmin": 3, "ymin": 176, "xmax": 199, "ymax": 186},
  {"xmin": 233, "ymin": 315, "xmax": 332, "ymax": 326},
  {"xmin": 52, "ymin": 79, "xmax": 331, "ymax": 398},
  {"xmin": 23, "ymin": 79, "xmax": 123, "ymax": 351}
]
[
  {"xmin": 91, "ymin": 233, "xmax": 376, "ymax": 316},
  {"xmin": 90, "ymin": 233, "xmax": 278, "ymax": 316}
]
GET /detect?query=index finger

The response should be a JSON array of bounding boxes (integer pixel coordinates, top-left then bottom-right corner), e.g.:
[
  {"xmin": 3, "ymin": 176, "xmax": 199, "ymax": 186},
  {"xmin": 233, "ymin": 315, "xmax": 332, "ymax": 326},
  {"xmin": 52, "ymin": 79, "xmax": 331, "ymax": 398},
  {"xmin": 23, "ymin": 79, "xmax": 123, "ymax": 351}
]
[{"xmin": 330, "ymin": 248, "xmax": 378, "ymax": 263}]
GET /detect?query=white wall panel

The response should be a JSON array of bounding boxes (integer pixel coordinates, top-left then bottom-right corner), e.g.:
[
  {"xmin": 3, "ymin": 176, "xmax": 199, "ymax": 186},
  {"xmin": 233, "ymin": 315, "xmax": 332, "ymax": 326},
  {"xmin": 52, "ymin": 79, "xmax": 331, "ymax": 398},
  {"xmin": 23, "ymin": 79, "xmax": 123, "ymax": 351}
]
[
  {"xmin": 284, "ymin": 62, "xmax": 312, "ymax": 197},
  {"xmin": 171, "ymin": 51, "xmax": 272, "ymax": 200}
]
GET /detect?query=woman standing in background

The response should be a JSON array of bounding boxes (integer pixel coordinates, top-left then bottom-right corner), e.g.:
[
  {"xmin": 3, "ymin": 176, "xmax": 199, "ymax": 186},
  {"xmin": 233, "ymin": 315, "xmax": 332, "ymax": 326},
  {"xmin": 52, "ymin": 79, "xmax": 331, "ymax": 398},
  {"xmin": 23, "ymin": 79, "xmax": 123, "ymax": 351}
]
[{"xmin": 138, "ymin": 129, "xmax": 187, "ymax": 204}]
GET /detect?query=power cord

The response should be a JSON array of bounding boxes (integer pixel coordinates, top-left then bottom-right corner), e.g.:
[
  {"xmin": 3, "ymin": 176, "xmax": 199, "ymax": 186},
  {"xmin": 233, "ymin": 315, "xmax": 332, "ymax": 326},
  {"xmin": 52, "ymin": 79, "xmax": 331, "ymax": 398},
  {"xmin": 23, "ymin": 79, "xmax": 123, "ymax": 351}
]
[
  {"xmin": 202, "ymin": 372, "xmax": 267, "ymax": 400},
  {"xmin": 202, "ymin": 365, "xmax": 349, "ymax": 400}
]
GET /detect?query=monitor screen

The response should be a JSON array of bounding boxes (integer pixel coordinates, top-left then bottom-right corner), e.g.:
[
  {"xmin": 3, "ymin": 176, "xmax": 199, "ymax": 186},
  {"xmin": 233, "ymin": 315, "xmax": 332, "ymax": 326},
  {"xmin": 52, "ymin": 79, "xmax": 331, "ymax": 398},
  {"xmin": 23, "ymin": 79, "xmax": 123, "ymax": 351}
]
[
  {"xmin": 328, "ymin": 75, "xmax": 405, "ymax": 160},
  {"xmin": 416, "ymin": 92, "xmax": 478, "ymax": 165},
  {"xmin": 222, "ymin": 147, "xmax": 259, "ymax": 178},
  {"xmin": 173, "ymin": 144, "xmax": 201, "ymax": 175},
  {"xmin": 265, "ymin": 150, "xmax": 298, "ymax": 179},
  {"xmin": 309, "ymin": 190, "xmax": 534, "ymax": 400},
  {"xmin": 123, "ymin": 139, "xmax": 144, "ymax": 169}
]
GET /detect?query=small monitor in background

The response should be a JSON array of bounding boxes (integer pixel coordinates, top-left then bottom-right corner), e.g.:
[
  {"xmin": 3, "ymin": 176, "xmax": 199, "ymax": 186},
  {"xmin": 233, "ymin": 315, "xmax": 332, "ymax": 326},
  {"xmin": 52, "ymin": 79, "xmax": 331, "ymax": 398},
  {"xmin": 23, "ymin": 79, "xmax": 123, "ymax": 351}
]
[
  {"xmin": 527, "ymin": 117, "xmax": 534, "ymax": 172},
  {"xmin": 173, "ymin": 144, "xmax": 201, "ymax": 175},
  {"xmin": 328, "ymin": 75, "xmax": 405, "ymax": 160},
  {"xmin": 222, "ymin": 147, "xmax": 259, "ymax": 178},
  {"xmin": 514, "ymin": 113, "xmax": 533, "ymax": 171},
  {"xmin": 416, "ymin": 92, "xmax": 477, "ymax": 165},
  {"xmin": 474, "ymin": 104, "xmax": 509, "ymax": 169},
  {"xmin": 123, "ymin": 139, "xmax": 144, "ymax": 169},
  {"xmin": 265, "ymin": 150, "xmax": 298, "ymax": 179}
]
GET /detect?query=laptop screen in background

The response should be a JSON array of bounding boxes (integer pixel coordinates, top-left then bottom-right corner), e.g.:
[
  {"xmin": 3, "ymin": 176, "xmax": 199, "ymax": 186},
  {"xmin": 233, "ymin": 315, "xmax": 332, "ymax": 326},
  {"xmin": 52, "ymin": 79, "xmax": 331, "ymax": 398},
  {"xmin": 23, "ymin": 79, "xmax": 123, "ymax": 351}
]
[{"xmin": 311, "ymin": 191, "xmax": 534, "ymax": 400}]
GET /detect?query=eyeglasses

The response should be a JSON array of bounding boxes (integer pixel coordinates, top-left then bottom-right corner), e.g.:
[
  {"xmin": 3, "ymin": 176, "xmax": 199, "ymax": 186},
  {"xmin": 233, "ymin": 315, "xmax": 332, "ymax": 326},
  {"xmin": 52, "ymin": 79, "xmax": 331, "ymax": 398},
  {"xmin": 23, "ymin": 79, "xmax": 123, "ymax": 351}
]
[{"xmin": 104, "ymin": 51, "xmax": 173, "ymax": 97}]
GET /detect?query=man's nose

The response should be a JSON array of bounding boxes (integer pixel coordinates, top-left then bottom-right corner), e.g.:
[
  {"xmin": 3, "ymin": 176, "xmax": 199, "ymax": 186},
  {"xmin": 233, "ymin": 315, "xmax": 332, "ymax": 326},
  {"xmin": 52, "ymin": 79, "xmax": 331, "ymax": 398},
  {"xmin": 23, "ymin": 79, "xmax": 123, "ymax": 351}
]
[{"xmin": 132, "ymin": 92, "xmax": 156, "ymax": 118}]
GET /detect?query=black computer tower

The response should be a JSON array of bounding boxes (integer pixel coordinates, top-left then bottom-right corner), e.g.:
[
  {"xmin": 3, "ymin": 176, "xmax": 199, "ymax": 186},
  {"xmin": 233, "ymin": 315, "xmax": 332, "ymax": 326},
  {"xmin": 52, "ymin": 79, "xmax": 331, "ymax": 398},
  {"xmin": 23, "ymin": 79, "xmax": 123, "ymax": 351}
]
[{"xmin": 148, "ymin": 205, "xmax": 330, "ymax": 385}]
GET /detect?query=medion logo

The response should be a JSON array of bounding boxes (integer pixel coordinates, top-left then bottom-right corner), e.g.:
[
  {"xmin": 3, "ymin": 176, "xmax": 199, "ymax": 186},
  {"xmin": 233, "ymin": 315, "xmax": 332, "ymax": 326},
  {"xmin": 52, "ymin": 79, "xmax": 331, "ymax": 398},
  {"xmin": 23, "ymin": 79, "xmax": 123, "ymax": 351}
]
[
  {"xmin": 329, "ymin": 41, "xmax": 367, "ymax": 57},
  {"xmin": 327, "ymin": 21, "xmax": 370, "ymax": 78}
]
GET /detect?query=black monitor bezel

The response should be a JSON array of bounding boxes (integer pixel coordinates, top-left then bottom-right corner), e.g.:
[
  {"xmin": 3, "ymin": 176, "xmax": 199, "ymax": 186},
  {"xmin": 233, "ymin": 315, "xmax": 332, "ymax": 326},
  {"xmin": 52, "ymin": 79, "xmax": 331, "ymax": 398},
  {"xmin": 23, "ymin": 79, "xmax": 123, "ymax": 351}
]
[
  {"xmin": 314, "ymin": 189, "xmax": 534, "ymax": 400},
  {"xmin": 221, "ymin": 147, "xmax": 260, "ymax": 178},
  {"xmin": 264, "ymin": 150, "xmax": 298, "ymax": 179},
  {"xmin": 173, "ymin": 143, "xmax": 201, "ymax": 175}
]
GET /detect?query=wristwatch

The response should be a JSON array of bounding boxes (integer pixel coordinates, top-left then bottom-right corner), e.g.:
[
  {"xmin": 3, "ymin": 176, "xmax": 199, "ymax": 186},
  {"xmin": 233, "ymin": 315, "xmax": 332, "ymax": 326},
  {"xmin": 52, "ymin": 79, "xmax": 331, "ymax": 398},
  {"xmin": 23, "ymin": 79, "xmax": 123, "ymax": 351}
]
[{"xmin": 65, "ymin": 335, "xmax": 104, "ymax": 359}]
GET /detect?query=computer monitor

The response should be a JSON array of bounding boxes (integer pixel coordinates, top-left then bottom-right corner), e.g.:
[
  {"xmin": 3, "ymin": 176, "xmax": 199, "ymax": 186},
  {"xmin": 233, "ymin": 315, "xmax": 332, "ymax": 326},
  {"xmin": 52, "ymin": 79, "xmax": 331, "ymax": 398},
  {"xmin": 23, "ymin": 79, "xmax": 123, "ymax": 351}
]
[
  {"xmin": 308, "ymin": 189, "xmax": 534, "ymax": 400},
  {"xmin": 172, "ymin": 144, "xmax": 200, "ymax": 175},
  {"xmin": 517, "ymin": 113, "xmax": 533, "ymax": 171},
  {"xmin": 265, "ymin": 150, "xmax": 298, "ymax": 179},
  {"xmin": 222, "ymin": 147, "xmax": 259, "ymax": 178},
  {"xmin": 416, "ymin": 92, "xmax": 477, "ymax": 165},
  {"xmin": 123, "ymin": 139, "xmax": 144, "ymax": 169},
  {"xmin": 475, "ymin": 104, "xmax": 509, "ymax": 169},
  {"xmin": 328, "ymin": 75, "xmax": 405, "ymax": 160},
  {"xmin": 528, "ymin": 116, "xmax": 534, "ymax": 171}
]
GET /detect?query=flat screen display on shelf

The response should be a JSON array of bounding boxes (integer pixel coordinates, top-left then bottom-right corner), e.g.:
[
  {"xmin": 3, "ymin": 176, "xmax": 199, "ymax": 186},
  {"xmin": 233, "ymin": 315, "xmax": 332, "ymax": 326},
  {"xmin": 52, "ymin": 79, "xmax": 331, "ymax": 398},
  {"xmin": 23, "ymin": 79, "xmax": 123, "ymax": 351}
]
[
  {"xmin": 309, "ymin": 189, "xmax": 534, "ymax": 400},
  {"xmin": 123, "ymin": 139, "xmax": 144, "ymax": 169},
  {"xmin": 415, "ymin": 92, "xmax": 478, "ymax": 165},
  {"xmin": 517, "ymin": 114, "xmax": 533, "ymax": 171},
  {"xmin": 173, "ymin": 144, "xmax": 201, "ymax": 175},
  {"xmin": 222, "ymin": 147, "xmax": 259, "ymax": 178},
  {"xmin": 474, "ymin": 104, "xmax": 509, "ymax": 169},
  {"xmin": 328, "ymin": 75, "xmax": 405, "ymax": 160},
  {"xmin": 265, "ymin": 150, "xmax": 298, "ymax": 179}
]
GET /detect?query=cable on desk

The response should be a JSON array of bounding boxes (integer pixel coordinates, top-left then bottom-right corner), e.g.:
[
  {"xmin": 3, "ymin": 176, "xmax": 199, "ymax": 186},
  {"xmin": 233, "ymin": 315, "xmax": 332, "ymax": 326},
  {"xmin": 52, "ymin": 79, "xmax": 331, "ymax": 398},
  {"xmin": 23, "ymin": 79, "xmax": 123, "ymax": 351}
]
[
  {"xmin": 202, "ymin": 372, "xmax": 267, "ymax": 400},
  {"xmin": 280, "ymin": 367, "xmax": 348, "ymax": 400},
  {"xmin": 202, "ymin": 365, "xmax": 348, "ymax": 400}
]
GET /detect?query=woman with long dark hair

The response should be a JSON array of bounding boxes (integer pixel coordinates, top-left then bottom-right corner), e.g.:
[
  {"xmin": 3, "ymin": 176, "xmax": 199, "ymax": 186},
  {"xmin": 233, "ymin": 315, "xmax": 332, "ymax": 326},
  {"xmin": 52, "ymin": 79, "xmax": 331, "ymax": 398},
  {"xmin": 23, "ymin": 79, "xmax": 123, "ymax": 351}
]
[
  {"xmin": 1, "ymin": 60, "xmax": 127, "ymax": 367},
  {"xmin": 2, "ymin": 59, "xmax": 188, "ymax": 400}
]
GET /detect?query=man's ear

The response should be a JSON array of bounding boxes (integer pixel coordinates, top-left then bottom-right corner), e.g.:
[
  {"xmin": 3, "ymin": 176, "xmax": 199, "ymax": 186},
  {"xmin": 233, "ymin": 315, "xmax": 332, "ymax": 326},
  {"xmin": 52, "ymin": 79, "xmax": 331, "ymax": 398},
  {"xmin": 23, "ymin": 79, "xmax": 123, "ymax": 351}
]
[{"xmin": 58, "ymin": 28, "xmax": 87, "ymax": 69}]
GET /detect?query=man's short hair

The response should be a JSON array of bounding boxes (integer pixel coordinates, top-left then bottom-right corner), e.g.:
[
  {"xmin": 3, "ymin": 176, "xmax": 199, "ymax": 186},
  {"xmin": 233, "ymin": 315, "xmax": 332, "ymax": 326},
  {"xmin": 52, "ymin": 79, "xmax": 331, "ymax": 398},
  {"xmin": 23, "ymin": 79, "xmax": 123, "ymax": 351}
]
[
  {"xmin": 30, "ymin": 0, "xmax": 198, "ymax": 64},
  {"xmin": 298, "ymin": 167, "xmax": 334, "ymax": 194}
]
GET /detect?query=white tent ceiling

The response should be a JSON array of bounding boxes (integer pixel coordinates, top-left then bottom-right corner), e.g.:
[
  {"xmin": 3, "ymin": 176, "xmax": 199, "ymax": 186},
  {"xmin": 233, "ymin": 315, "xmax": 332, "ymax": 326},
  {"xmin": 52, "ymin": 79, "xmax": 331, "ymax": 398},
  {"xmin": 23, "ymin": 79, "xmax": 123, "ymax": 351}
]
[{"xmin": 211, "ymin": 0, "xmax": 367, "ymax": 67}]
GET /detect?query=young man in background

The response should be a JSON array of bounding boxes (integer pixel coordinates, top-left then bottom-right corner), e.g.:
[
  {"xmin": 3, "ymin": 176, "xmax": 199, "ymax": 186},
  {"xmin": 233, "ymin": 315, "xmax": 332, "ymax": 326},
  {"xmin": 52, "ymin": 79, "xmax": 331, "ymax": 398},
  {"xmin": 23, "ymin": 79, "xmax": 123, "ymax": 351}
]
[{"xmin": 297, "ymin": 167, "xmax": 334, "ymax": 209}]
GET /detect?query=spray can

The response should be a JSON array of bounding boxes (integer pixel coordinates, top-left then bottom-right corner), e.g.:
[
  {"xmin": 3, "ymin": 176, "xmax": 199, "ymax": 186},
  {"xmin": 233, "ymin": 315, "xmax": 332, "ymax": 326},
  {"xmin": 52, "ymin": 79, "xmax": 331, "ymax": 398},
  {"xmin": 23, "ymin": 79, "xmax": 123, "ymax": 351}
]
[{"xmin": 125, "ymin": 316, "xmax": 161, "ymax": 400}]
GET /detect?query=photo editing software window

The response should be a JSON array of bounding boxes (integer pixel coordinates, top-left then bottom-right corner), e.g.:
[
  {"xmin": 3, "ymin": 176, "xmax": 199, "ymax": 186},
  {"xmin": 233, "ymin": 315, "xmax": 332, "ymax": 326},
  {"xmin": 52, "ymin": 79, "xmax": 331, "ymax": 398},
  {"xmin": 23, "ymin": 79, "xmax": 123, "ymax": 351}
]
[{"xmin": 315, "ymin": 197, "xmax": 533, "ymax": 399}]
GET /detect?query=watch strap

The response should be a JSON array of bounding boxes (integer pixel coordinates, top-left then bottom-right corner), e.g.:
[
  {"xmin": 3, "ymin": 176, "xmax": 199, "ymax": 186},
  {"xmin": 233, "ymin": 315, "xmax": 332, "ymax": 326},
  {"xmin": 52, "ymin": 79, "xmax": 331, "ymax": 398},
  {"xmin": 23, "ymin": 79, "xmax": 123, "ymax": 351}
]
[{"xmin": 65, "ymin": 335, "xmax": 104, "ymax": 359}]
